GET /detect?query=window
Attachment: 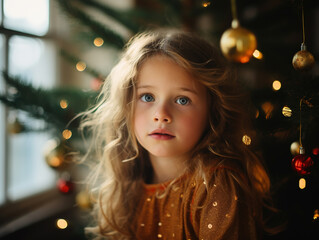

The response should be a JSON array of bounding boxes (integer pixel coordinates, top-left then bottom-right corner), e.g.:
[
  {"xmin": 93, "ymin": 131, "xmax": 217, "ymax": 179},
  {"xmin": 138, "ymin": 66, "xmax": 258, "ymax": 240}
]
[{"xmin": 0, "ymin": 0, "xmax": 56, "ymax": 205}]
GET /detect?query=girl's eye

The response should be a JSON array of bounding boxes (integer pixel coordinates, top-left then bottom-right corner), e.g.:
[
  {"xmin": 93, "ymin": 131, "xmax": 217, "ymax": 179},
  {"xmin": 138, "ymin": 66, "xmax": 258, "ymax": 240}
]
[
  {"xmin": 176, "ymin": 97, "xmax": 190, "ymax": 105},
  {"xmin": 140, "ymin": 94, "xmax": 154, "ymax": 102}
]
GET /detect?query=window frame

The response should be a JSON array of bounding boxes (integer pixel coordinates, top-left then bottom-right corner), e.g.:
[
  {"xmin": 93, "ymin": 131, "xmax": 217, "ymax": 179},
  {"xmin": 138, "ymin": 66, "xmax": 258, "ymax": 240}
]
[{"xmin": 0, "ymin": 0, "xmax": 72, "ymax": 236}]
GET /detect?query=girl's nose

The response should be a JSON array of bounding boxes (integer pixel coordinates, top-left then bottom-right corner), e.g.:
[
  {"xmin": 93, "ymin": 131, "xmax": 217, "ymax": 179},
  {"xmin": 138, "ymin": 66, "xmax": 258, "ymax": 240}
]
[{"xmin": 153, "ymin": 104, "xmax": 172, "ymax": 123}]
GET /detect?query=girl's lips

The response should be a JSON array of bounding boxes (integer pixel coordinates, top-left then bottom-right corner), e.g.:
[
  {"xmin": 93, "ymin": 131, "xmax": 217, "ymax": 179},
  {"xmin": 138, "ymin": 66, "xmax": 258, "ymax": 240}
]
[{"xmin": 149, "ymin": 129, "xmax": 175, "ymax": 140}]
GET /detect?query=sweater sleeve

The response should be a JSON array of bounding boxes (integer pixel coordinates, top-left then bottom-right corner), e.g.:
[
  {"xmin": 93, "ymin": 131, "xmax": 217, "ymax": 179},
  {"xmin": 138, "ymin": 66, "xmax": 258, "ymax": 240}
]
[{"xmin": 190, "ymin": 167, "xmax": 258, "ymax": 240}]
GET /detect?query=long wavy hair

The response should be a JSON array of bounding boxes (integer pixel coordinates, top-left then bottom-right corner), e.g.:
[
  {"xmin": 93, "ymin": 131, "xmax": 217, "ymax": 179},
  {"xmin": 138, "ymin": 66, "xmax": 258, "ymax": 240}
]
[{"xmin": 79, "ymin": 29, "xmax": 272, "ymax": 239}]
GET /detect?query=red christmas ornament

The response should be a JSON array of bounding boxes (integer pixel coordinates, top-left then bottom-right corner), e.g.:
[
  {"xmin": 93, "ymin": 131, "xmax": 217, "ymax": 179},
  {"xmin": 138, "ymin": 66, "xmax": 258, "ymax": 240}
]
[
  {"xmin": 312, "ymin": 147, "xmax": 319, "ymax": 156},
  {"xmin": 291, "ymin": 153, "xmax": 314, "ymax": 175},
  {"xmin": 90, "ymin": 77, "xmax": 103, "ymax": 91},
  {"xmin": 57, "ymin": 178, "xmax": 73, "ymax": 194}
]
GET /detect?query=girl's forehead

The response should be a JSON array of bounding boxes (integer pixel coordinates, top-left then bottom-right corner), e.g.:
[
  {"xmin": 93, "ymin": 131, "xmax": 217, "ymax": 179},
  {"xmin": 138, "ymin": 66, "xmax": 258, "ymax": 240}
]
[{"xmin": 136, "ymin": 55, "xmax": 206, "ymax": 94}]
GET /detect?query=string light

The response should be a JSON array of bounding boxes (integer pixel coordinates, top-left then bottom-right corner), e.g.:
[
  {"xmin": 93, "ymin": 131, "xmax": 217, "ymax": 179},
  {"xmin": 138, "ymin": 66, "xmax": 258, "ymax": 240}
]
[
  {"xmin": 299, "ymin": 178, "xmax": 306, "ymax": 189},
  {"xmin": 282, "ymin": 106, "xmax": 292, "ymax": 117},
  {"xmin": 93, "ymin": 37, "xmax": 104, "ymax": 47},
  {"xmin": 253, "ymin": 49, "xmax": 263, "ymax": 59},
  {"xmin": 242, "ymin": 135, "xmax": 251, "ymax": 145},
  {"xmin": 62, "ymin": 129, "xmax": 72, "ymax": 140},
  {"xmin": 272, "ymin": 80, "xmax": 281, "ymax": 91},
  {"xmin": 59, "ymin": 99, "xmax": 68, "ymax": 109},
  {"xmin": 76, "ymin": 61, "xmax": 86, "ymax": 71},
  {"xmin": 202, "ymin": 1, "xmax": 211, "ymax": 7},
  {"xmin": 261, "ymin": 102, "xmax": 274, "ymax": 119},
  {"xmin": 56, "ymin": 219, "xmax": 68, "ymax": 229},
  {"xmin": 255, "ymin": 109, "xmax": 260, "ymax": 119}
]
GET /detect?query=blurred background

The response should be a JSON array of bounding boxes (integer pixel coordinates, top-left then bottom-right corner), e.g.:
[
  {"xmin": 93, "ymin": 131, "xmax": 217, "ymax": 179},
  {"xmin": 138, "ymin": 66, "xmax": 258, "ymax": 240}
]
[{"xmin": 0, "ymin": 0, "xmax": 318, "ymax": 239}]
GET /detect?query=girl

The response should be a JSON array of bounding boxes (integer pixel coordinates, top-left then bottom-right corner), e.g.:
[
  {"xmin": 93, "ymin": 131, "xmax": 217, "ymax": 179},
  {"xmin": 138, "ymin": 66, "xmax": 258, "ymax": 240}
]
[{"xmin": 80, "ymin": 29, "xmax": 272, "ymax": 239}]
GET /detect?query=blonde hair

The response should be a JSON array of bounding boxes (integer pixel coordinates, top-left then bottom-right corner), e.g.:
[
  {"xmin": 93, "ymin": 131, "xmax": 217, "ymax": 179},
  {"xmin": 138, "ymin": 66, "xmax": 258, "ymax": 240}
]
[{"xmin": 79, "ymin": 29, "xmax": 272, "ymax": 239}]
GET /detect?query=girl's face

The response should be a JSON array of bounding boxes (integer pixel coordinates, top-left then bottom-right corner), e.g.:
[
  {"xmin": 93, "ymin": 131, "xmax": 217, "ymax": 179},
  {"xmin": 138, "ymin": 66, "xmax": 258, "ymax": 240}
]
[{"xmin": 134, "ymin": 55, "xmax": 208, "ymax": 162}]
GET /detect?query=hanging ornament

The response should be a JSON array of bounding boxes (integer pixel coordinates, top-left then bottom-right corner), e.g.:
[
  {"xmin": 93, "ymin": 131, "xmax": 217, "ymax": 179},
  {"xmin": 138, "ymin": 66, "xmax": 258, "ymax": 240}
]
[
  {"xmin": 290, "ymin": 141, "xmax": 300, "ymax": 156},
  {"xmin": 8, "ymin": 118, "xmax": 24, "ymax": 134},
  {"xmin": 76, "ymin": 190, "xmax": 93, "ymax": 210},
  {"xmin": 220, "ymin": 0, "xmax": 257, "ymax": 63},
  {"xmin": 292, "ymin": 147, "xmax": 314, "ymax": 175},
  {"xmin": 292, "ymin": 43, "xmax": 315, "ymax": 71},
  {"xmin": 90, "ymin": 77, "xmax": 103, "ymax": 91},
  {"xmin": 291, "ymin": 98, "xmax": 314, "ymax": 175},
  {"xmin": 312, "ymin": 147, "xmax": 319, "ymax": 156},
  {"xmin": 57, "ymin": 172, "xmax": 73, "ymax": 194},
  {"xmin": 44, "ymin": 138, "xmax": 72, "ymax": 170},
  {"xmin": 292, "ymin": 0, "xmax": 315, "ymax": 71}
]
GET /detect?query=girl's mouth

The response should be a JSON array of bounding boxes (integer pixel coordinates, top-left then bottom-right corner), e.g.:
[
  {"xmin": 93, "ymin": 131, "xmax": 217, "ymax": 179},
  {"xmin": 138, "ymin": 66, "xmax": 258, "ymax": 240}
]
[
  {"xmin": 149, "ymin": 129, "xmax": 175, "ymax": 140},
  {"xmin": 149, "ymin": 133, "xmax": 175, "ymax": 140}
]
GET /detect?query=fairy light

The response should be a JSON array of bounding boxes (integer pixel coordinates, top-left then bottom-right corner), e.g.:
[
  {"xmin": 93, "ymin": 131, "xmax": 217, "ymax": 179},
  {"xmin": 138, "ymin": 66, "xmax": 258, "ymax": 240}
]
[
  {"xmin": 314, "ymin": 209, "xmax": 319, "ymax": 220},
  {"xmin": 62, "ymin": 129, "xmax": 72, "ymax": 140},
  {"xmin": 242, "ymin": 135, "xmax": 251, "ymax": 145},
  {"xmin": 272, "ymin": 80, "xmax": 281, "ymax": 91},
  {"xmin": 76, "ymin": 61, "xmax": 86, "ymax": 72},
  {"xmin": 59, "ymin": 99, "xmax": 68, "ymax": 109},
  {"xmin": 93, "ymin": 37, "xmax": 104, "ymax": 47},
  {"xmin": 255, "ymin": 109, "xmax": 260, "ymax": 119},
  {"xmin": 253, "ymin": 49, "xmax": 263, "ymax": 59},
  {"xmin": 202, "ymin": 1, "xmax": 211, "ymax": 7},
  {"xmin": 282, "ymin": 106, "xmax": 292, "ymax": 117},
  {"xmin": 299, "ymin": 178, "xmax": 306, "ymax": 189},
  {"xmin": 261, "ymin": 102, "xmax": 274, "ymax": 119},
  {"xmin": 48, "ymin": 156, "xmax": 63, "ymax": 168},
  {"xmin": 56, "ymin": 219, "xmax": 68, "ymax": 229}
]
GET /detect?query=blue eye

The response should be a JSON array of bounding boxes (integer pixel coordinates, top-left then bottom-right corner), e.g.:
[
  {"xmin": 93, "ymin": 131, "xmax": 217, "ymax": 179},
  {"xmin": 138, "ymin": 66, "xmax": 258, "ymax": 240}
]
[
  {"xmin": 176, "ymin": 97, "xmax": 190, "ymax": 105},
  {"xmin": 140, "ymin": 94, "xmax": 154, "ymax": 102}
]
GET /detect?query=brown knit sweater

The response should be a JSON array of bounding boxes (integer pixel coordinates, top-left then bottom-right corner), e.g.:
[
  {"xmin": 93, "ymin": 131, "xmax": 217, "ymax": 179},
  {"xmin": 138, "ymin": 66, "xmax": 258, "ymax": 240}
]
[{"xmin": 131, "ymin": 166, "xmax": 258, "ymax": 240}]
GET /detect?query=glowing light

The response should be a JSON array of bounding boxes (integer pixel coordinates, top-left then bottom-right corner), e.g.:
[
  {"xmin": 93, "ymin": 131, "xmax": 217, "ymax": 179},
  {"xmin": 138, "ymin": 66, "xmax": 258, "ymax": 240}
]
[
  {"xmin": 48, "ymin": 156, "xmax": 63, "ymax": 168},
  {"xmin": 239, "ymin": 56, "xmax": 250, "ymax": 64},
  {"xmin": 255, "ymin": 109, "xmax": 260, "ymax": 119},
  {"xmin": 76, "ymin": 61, "xmax": 86, "ymax": 72},
  {"xmin": 62, "ymin": 129, "xmax": 72, "ymax": 140},
  {"xmin": 93, "ymin": 37, "xmax": 104, "ymax": 47},
  {"xmin": 59, "ymin": 99, "xmax": 68, "ymax": 109},
  {"xmin": 202, "ymin": 1, "xmax": 211, "ymax": 7},
  {"xmin": 314, "ymin": 209, "xmax": 319, "ymax": 220},
  {"xmin": 253, "ymin": 49, "xmax": 263, "ymax": 59},
  {"xmin": 261, "ymin": 102, "xmax": 274, "ymax": 119},
  {"xmin": 242, "ymin": 135, "xmax": 251, "ymax": 145},
  {"xmin": 299, "ymin": 178, "xmax": 306, "ymax": 189},
  {"xmin": 272, "ymin": 80, "xmax": 281, "ymax": 91},
  {"xmin": 282, "ymin": 106, "xmax": 292, "ymax": 117},
  {"xmin": 56, "ymin": 218, "xmax": 68, "ymax": 229}
]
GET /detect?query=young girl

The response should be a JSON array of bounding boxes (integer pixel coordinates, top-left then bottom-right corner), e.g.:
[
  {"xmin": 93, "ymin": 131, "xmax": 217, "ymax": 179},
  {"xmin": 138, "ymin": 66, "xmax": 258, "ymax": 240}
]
[{"xmin": 80, "ymin": 29, "xmax": 272, "ymax": 240}]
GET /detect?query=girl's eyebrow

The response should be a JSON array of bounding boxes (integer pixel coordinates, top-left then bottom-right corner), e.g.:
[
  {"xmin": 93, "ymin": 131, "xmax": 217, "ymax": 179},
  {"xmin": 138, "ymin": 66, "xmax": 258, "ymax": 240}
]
[
  {"xmin": 137, "ymin": 85, "xmax": 198, "ymax": 95},
  {"xmin": 136, "ymin": 85, "xmax": 153, "ymax": 90},
  {"xmin": 179, "ymin": 87, "xmax": 199, "ymax": 95}
]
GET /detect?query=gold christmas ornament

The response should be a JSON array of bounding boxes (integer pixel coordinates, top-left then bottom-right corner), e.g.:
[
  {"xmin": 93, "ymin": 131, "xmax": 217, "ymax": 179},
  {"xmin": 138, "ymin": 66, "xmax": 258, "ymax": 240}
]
[
  {"xmin": 220, "ymin": 20, "xmax": 257, "ymax": 63},
  {"xmin": 292, "ymin": 43, "xmax": 315, "ymax": 71},
  {"xmin": 290, "ymin": 141, "xmax": 300, "ymax": 156},
  {"xmin": 8, "ymin": 118, "xmax": 24, "ymax": 134},
  {"xmin": 44, "ymin": 139, "xmax": 72, "ymax": 169},
  {"xmin": 76, "ymin": 190, "xmax": 93, "ymax": 210},
  {"xmin": 292, "ymin": 2, "xmax": 315, "ymax": 71}
]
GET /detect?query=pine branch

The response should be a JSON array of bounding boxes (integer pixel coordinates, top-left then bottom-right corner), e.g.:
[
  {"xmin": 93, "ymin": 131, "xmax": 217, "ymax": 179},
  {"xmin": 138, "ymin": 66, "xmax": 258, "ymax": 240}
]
[
  {"xmin": 75, "ymin": 0, "xmax": 141, "ymax": 33},
  {"xmin": 56, "ymin": 0, "xmax": 126, "ymax": 49},
  {"xmin": 0, "ymin": 72, "xmax": 98, "ymax": 134}
]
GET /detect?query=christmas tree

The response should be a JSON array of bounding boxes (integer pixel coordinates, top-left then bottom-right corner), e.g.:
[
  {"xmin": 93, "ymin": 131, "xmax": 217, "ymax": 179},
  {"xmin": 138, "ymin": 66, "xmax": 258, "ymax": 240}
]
[{"xmin": 1, "ymin": 0, "xmax": 318, "ymax": 239}]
